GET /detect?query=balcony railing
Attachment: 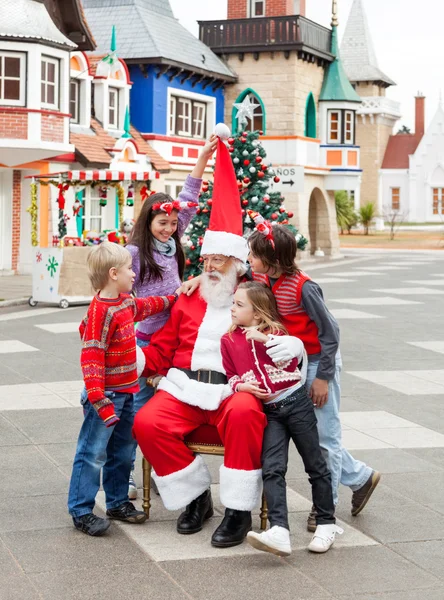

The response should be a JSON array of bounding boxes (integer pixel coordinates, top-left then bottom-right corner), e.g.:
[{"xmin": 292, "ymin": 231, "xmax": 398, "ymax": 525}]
[
  {"xmin": 198, "ymin": 16, "xmax": 333, "ymax": 61},
  {"xmin": 358, "ymin": 96, "xmax": 402, "ymax": 118}
]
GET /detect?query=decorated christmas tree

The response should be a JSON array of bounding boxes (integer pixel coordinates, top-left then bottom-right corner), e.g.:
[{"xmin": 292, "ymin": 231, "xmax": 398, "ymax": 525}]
[{"xmin": 184, "ymin": 129, "xmax": 308, "ymax": 278}]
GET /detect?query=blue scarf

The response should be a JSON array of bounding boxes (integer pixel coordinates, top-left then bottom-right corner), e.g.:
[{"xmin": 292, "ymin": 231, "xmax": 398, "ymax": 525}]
[{"xmin": 154, "ymin": 237, "xmax": 176, "ymax": 257}]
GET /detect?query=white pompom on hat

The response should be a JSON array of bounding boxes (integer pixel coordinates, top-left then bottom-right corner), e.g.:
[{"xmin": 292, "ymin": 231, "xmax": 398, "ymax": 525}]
[{"xmin": 213, "ymin": 122, "xmax": 231, "ymax": 140}]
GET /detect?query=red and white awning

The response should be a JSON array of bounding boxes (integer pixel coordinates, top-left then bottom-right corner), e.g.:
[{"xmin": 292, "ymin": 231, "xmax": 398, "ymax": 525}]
[{"xmin": 67, "ymin": 170, "xmax": 160, "ymax": 181}]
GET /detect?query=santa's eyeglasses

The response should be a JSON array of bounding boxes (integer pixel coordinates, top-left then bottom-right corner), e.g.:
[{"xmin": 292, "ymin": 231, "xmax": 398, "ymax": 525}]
[{"xmin": 201, "ymin": 256, "xmax": 229, "ymax": 269}]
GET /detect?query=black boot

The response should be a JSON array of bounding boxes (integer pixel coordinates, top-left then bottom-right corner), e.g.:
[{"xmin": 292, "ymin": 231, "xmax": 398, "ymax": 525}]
[
  {"xmin": 211, "ymin": 509, "xmax": 252, "ymax": 548},
  {"xmin": 176, "ymin": 489, "xmax": 213, "ymax": 534}
]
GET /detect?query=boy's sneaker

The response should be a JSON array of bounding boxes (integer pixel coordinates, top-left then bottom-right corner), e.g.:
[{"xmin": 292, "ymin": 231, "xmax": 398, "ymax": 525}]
[
  {"xmin": 307, "ymin": 505, "xmax": 317, "ymax": 532},
  {"xmin": 247, "ymin": 526, "xmax": 292, "ymax": 557},
  {"xmin": 308, "ymin": 524, "xmax": 343, "ymax": 553},
  {"xmin": 73, "ymin": 513, "xmax": 111, "ymax": 536},
  {"xmin": 129, "ymin": 471, "xmax": 138, "ymax": 500},
  {"xmin": 106, "ymin": 501, "xmax": 147, "ymax": 524}
]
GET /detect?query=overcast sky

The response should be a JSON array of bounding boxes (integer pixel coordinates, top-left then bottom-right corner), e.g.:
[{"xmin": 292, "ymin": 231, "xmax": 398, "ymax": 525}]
[{"xmin": 169, "ymin": 0, "xmax": 441, "ymax": 131}]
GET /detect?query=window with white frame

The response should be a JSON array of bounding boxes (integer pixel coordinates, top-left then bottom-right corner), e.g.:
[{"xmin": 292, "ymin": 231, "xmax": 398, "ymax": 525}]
[
  {"xmin": 108, "ymin": 87, "xmax": 119, "ymax": 128},
  {"xmin": 432, "ymin": 188, "xmax": 444, "ymax": 215},
  {"xmin": 165, "ymin": 183, "xmax": 184, "ymax": 198},
  {"xmin": 0, "ymin": 52, "xmax": 26, "ymax": 106},
  {"xmin": 328, "ymin": 110, "xmax": 341, "ymax": 143},
  {"xmin": 250, "ymin": 0, "xmax": 265, "ymax": 16},
  {"xmin": 69, "ymin": 79, "xmax": 80, "ymax": 124},
  {"xmin": 169, "ymin": 95, "xmax": 207, "ymax": 138},
  {"xmin": 344, "ymin": 110, "xmax": 354, "ymax": 145},
  {"xmin": 84, "ymin": 189, "xmax": 103, "ymax": 232},
  {"xmin": 41, "ymin": 57, "xmax": 59, "ymax": 109},
  {"xmin": 328, "ymin": 109, "xmax": 356, "ymax": 145},
  {"xmin": 391, "ymin": 187, "xmax": 400, "ymax": 210}
]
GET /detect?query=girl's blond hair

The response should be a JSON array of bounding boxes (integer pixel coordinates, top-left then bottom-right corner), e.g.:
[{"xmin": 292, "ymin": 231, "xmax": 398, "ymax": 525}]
[
  {"xmin": 87, "ymin": 241, "xmax": 131, "ymax": 291},
  {"xmin": 229, "ymin": 281, "xmax": 287, "ymax": 335}
]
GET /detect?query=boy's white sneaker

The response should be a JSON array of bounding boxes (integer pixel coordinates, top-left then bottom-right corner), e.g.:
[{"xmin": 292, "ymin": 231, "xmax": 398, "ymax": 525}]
[
  {"xmin": 128, "ymin": 471, "xmax": 138, "ymax": 500},
  {"xmin": 247, "ymin": 526, "xmax": 292, "ymax": 557},
  {"xmin": 308, "ymin": 524, "xmax": 343, "ymax": 553}
]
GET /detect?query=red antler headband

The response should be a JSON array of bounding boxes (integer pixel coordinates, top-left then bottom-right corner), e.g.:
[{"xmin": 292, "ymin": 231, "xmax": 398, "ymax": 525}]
[
  {"xmin": 247, "ymin": 210, "xmax": 275, "ymax": 249},
  {"xmin": 152, "ymin": 200, "xmax": 198, "ymax": 216}
]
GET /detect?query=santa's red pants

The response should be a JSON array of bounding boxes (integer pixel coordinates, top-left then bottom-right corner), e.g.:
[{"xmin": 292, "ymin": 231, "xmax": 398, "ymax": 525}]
[{"xmin": 133, "ymin": 391, "xmax": 267, "ymax": 511}]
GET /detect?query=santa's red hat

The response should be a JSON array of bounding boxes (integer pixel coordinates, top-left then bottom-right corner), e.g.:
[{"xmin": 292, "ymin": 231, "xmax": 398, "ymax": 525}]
[{"xmin": 200, "ymin": 134, "xmax": 248, "ymax": 263}]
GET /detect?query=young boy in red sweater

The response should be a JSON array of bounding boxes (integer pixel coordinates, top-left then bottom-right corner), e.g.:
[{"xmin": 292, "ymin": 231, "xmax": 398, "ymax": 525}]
[{"xmin": 68, "ymin": 241, "xmax": 176, "ymax": 536}]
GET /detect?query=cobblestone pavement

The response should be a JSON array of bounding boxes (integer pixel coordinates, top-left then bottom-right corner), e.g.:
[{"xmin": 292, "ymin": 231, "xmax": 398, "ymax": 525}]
[{"xmin": 1, "ymin": 250, "xmax": 444, "ymax": 600}]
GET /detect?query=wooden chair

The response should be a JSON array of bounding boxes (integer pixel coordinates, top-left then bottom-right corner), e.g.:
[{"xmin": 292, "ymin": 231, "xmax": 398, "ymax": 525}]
[{"xmin": 142, "ymin": 424, "xmax": 268, "ymax": 530}]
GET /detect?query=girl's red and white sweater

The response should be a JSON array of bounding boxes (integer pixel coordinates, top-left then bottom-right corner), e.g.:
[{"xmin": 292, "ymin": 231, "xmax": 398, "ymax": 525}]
[{"xmin": 220, "ymin": 328, "xmax": 302, "ymax": 397}]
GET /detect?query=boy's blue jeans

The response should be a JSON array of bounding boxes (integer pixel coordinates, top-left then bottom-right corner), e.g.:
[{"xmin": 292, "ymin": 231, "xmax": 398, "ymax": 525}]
[
  {"xmin": 306, "ymin": 353, "xmax": 372, "ymax": 505},
  {"xmin": 68, "ymin": 389, "xmax": 134, "ymax": 518},
  {"xmin": 131, "ymin": 338, "xmax": 155, "ymax": 471}
]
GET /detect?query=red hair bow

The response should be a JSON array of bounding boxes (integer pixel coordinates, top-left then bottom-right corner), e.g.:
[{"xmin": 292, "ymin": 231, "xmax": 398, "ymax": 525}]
[
  {"xmin": 247, "ymin": 210, "xmax": 275, "ymax": 249},
  {"xmin": 152, "ymin": 200, "xmax": 198, "ymax": 216}
]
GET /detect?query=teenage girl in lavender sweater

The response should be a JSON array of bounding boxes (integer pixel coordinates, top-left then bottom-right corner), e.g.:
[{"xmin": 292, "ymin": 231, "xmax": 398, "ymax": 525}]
[{"xmin": 126, "ymin": 135, "xmax": 217, "ymax": 498}]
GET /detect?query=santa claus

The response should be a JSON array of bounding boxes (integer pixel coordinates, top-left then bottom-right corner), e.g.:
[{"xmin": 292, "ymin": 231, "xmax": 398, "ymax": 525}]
[{"xmin": 133, "ymin": 134, "xmax": 301, "ymax": 547}]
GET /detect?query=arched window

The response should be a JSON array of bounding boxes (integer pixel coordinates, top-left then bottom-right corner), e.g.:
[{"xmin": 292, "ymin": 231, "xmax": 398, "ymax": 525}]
[
  {"xmin": 232, "ymin": 88, "xmax": 266, "ymax": 133},
  {"xmin": 304, "ymin": 92, "xmax": 316, "ymax": 138}
]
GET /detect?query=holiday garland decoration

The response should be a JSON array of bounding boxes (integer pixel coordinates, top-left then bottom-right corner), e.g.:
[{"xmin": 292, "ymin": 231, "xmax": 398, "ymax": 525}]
[
  {"xmin": 27, "ymin": 180, "xmax": 39, "ymax": 247},
  {"xmin": 116, "ymin": 184, "xmax": 125, "ymax": 224},
  {"xmin": 184, "ymin": 129, "xmax": 308, "ymax": 278}
]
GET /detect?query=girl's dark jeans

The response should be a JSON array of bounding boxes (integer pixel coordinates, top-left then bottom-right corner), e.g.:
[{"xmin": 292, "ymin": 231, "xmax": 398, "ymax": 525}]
[{"xmin": 262, "ymin": 386, "xmax": 335, "ymax": 530}]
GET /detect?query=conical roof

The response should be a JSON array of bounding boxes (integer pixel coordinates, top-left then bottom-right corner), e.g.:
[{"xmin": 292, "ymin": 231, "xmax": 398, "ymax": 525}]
[
  {"xmin": 341, "ymin": 0, "xmax": 395, "ymax": 86},
  {"xmin": 320, "ymin": 22, "xmax": 361, "ymax": 103}
]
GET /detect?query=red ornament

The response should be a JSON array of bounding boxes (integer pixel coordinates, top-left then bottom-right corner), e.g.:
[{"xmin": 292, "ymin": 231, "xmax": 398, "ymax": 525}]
[
  {"xmin": 242, "ymin": 199, "xmax": 249, "ymax": 206},
  {"xmin": 243, "ymin": 159, "xmax": 250, "ymax": 166},
  {"xmin": 187, "ymin": 275, "xmax": 194, "ymax": 280},
  {"xmin": 202, "ymin": 185, "xmax": 209, "ymax": 192},
  {"xmin": 259, "ymin": 130, "xmax": 264, "ymax": 135},
  {"xmin": 241, "ymin": 138, "xmax": 247, "ymax": 143},
  {"xmin": 191, "ymin": 245, "xmax": 195, "ymax": 250},
  {"xmin": 243, "ymin": 177, "xmax": 250, "ymax": 184},
  {"xmin": 229, "ymin": 146, "xmax": 234, "ymax": 153},
  {"xmin": 196, "ymin": 209, "xmax": 201, "ymax": 214},
  {"xmin": 279, "ymin": 207, "xmax": 285, "ymax": 213},
  {"xmin": 287, "ymin": 211, "xmax": 294, "ymax": 218},
  {"xmin": 202, "ymin": 180, "xmax": 208, "ymax": 185},
  {"xmin": 274, "ymin": 176, "xmax": 280, "ymax": 183},
  {"xmin": 281, "ymin": 219, "xmax": 289, "ymax": 224},
  {"xmin": 198, "ymin": 237, "xmax": 203, "ymax": 245},
  {"xmin": 264, "ymin": 197, "xmax": 270, "ymax": 204},
  {"xmin": 271, "ymin": 213, "xmax": 278, "ymax": 220},
  {"xmin": 202, "ymin": 208, "xmax": 209, "ymax": 213},
  {"xmin": 241, "ymin": 209, "xmax": 246, "ymax": 215},
  {"xmin": 255, "ymin": 156, "xmax": 262, "ymax": 163},
  {"xmin": 198, "ymin": 257, "xmax": 203, "ymax": 263},
  {"xmin": 257, "ymin": 171, "xmax": 265, "ymax": 179},
  {"xmin": 186, "ymin": 259, "xmax": 191, "ymax": 266},
  {"xmin": 261, "ymin": 164, "xmax": 268, "ymax": 171},
  {"xmin": 237, "ymin": 181, "xmax": 243, "ymax": 189},
  {"xmin": 228, "ymin": 137, "xmax": 235, "ymax": 145},
  {"xmin": 207, "ymin": 199, "xmax": 213, "ymax": 206}
]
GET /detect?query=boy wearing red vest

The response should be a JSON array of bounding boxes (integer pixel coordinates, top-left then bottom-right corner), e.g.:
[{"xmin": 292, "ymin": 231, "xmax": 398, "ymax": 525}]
[{"xmin": 247, "ymin": 213, "xmax": 380, "ymax": 530}]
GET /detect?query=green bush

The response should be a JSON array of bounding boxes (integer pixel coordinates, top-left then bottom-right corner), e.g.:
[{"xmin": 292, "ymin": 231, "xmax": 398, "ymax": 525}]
[{"xmin": 335, "ymin": 191, "xmax": 358, "ymax": 234}]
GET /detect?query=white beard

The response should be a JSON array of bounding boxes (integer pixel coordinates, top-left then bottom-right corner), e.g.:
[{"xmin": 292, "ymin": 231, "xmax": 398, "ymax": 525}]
[{"xmin": 199, "ymin": 265, "xmax": 239, "ymax": 308}]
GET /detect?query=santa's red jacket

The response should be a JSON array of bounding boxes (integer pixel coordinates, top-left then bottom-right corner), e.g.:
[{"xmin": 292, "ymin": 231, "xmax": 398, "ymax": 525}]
[{"xmin": 142, "ymin": 291, "xmax": 234, "ymax": 411}]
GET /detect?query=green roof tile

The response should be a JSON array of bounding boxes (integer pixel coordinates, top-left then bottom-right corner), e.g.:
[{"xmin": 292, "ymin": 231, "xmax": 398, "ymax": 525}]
[{"xmin": 320, "ymin": 25, "xmax": 361, "ymax": 103}]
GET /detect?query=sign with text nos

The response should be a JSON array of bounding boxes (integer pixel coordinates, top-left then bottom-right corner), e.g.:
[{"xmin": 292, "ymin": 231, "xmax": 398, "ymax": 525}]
[{"xmin": 268, "ymin": 166, "xmax": 304, "ymax": 194}]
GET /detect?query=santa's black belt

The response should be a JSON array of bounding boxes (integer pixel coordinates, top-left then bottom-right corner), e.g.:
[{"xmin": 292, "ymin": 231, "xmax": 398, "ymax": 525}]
[{"xmin": 178, "ymin": 368, "xmax": 228, "ymax": 385}]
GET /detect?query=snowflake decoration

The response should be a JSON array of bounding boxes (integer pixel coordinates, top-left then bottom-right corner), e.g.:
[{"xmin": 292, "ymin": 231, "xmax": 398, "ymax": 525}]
[
  {"xmin": 46, "ymin": 256, "xmax": 59, "ymax": 278},
  {"xmin": 36, "ymin": 252, "xmax": 42, "ymax": 263}
]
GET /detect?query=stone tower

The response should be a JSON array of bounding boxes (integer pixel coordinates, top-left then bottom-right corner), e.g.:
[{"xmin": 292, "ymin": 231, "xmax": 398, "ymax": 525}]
[{"xmin": 341, "ymin": 0, "xmax": 400, "ymax": 217}]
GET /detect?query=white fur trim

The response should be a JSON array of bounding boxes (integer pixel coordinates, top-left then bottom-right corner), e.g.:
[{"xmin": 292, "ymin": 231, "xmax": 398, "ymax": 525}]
[
  {"xmin": 152, "ymin": 454, "xmax": 211, "ymax": 510},
  {"xmin": 158, "ymin": 368, "xmax": 232, "ymax": 411},
  {"xmin": 136, "ymin": 345, "xmax": 145, "ymax": 378},
  {"xmin": 191, "ymin": 303, "xmax": 233, "ymax": 372},
  {"xmin": 201, "ymin": 230, "xmax": 249, "ymax": 262},
  {"xmin": 219, "ymin": 465, "xmax": 263, "ymax": 511}
]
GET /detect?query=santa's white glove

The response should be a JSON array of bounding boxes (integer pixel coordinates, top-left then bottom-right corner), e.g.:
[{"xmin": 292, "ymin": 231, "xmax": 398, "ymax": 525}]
[{"xmin": 265, "ymin": 335, "xmax": 305, "ymax": 364}]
